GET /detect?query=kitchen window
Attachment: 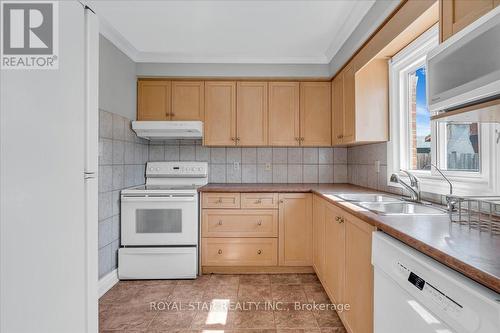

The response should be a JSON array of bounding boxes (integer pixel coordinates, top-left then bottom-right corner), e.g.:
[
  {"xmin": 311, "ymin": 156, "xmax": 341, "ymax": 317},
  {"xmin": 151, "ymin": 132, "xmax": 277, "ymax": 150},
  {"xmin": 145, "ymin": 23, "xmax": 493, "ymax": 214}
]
[{"xmin": 388, "ymin": 25, "xmax": 499, "ymax": 195}]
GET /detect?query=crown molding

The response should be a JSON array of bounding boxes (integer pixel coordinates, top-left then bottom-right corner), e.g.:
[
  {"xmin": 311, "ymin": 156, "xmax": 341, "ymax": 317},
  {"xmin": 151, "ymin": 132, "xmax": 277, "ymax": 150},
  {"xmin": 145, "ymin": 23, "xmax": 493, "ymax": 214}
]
[{"xmin": 98, "ymin": 17, "xmax": 140, "ymax": 62}]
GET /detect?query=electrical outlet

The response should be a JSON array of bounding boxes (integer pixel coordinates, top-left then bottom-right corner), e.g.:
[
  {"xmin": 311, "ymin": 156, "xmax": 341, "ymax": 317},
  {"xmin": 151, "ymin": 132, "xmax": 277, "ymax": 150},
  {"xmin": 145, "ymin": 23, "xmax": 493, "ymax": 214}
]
[
  {"xmin": 265, "ymin": 163, "xmax": 272, "ymax": 171},
  {"xmin": 375, "ymin": 160, "xmax": 380, "ymax": 173},
  {"xmin": 233, "ymin": 162, "xmax": 240, "ymax": 170}
]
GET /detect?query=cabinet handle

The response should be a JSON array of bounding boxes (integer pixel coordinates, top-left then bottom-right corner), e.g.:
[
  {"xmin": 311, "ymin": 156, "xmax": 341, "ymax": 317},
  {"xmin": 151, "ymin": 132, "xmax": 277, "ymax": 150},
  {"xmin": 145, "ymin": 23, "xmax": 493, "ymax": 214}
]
[
  {"xmin": 335, "ymin": 216, "xmax": 340, "ymax": 222},
  {"xmin": 218, "ymin": 220, "xmax": 223, "ymax": 225},
  {"xmin": 337, "ymin": 135, "xmax": 342, "ymax": 139},
  {"xmin": 257, "ymin": 250, "xmax": 262, "ymax": 255},
  {"xmin": 257, "ymin": 220, "xmax": 262, "ymax": 226},
  {"xmin": 279, "ymin": 200, "xmax": 284, "ymax": 203},
  {"xmin": 218, "ymin": 249, "xmax": 222, "ymax": 255},
  {"xmin": 217, "ymin": 198, "xmax": 222, "ymax": 204},
  {"xmin": 236, "ymin": 137, "xmax": 240, "ymax": 141},
  {"xmin": 339, "ymin": 218, "xmax": 345, "ymax": 224},
  {"xmin": 231, "ymin": 137, "xmax": 235, "ymax": 141},
  {"xmin": 295, "ymin": 137, "xmax": 300, "ymax": 141},
  {"xmin": 300, "ymin": 137, "xmax": 305, "ymax": 142},
  {"xmin": 171, "ymin": 113, "xmax": 175, "ymax": 117},
  {"xmin": 255, "ymin": 199, "xmax": 262, "ymax": 204}
]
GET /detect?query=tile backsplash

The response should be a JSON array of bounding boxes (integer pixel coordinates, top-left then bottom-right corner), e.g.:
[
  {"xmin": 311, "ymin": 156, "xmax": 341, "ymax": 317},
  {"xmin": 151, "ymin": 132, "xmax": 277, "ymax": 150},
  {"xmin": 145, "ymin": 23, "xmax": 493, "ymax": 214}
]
[
  {"xmin": 98, "ymin": 109, "xmax": 148, "ymax": 278},
  {"xmin": 149, "ymin": 140, "xmax": 348, "ymax": 184},
  {"xmin": 347, "ymin": 142, "xmax": 449, "ymax": 204}
]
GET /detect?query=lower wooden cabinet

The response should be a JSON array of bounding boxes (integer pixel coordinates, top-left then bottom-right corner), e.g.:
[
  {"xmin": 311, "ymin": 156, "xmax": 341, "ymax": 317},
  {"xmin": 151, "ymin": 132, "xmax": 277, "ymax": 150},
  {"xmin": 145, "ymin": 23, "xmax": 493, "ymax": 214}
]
[
  {"xmin": 312, "ymin": 195, "xmax": 326, "ymax": 278},
  {"xmin": 324, "ymin": 203, "xmax": 345, "ymax": 305},
  {"xmin": 201, "ymin": 191, "xmax": 375, "ymax": 333},
  {"xmin": 278, "ymin": 193, "xmax": 313, "ymax": 266},
  {"xmin": 313, "ymin": 194, "xmax": 375, "ymax": 333},
  {"xmin": 202, "ymin": 209, "xmax": 278, "ymax": 238},
  {"xmin": 343, "ymin": 214, "xmax": 375, "ymax": 333},
  {"xmin": 202, "ymin": 238, "xmax": 278, "ymax": 266}
]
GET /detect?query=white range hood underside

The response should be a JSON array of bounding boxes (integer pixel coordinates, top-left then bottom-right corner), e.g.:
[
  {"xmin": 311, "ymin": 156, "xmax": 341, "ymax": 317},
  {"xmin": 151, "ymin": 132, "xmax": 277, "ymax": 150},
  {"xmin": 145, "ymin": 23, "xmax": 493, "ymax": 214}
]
[{"xmin": 132, "ymin": 121, "xmax": 203, "ymax": 140}]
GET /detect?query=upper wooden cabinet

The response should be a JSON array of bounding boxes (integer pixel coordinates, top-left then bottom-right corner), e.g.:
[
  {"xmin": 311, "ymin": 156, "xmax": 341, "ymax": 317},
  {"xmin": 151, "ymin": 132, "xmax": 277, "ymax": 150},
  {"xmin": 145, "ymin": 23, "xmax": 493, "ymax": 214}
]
[
  {"xmin": 332, "ymin": 59, "xmax": 388, "ymax": 145},
  {"xmin": 278, "ymin": 193, "xmax": 312, "ymax": 266},
  {"xmin": 300, "ymin": 82, "xmax": 332, "ymax": 146},
  {"xmin": 236, "ymin": 82, "xmax": 268, "ymax": 146},
  {"xmin": 204, "ymin": 81, "xmax": 268, "ymax": 146},
  {"xmin": 441, "ymin": 0, "xmax": 499, "ymax": 42},
  {"xmin": 204, "ymin": 81, "xmax": 237, "ymax": 146},
  {"xmin": 137, "ymin": 80, "xmax": 171, "ymax": 121},
  {"xmin": 268, "ymin": 82, "xmax": 300, "ymax": 146},
  {"xmin": 332, "ymin": 75, "xmax": 344, "ymax": 146},
  {"xmin": 268, "ymin": 81, "xmax": 331, "ymax": 147},
  {"xmin": 171, "ymin": 81, "xmax": 204, "ymax": 121}
]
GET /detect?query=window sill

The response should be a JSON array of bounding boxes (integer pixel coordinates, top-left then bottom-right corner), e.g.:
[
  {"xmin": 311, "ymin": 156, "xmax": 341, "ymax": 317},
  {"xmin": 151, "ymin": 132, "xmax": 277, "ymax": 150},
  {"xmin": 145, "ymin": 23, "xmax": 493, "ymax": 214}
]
[{"xmin": 387, "ymin": 172, "xmax": 496, "ymax": 197}]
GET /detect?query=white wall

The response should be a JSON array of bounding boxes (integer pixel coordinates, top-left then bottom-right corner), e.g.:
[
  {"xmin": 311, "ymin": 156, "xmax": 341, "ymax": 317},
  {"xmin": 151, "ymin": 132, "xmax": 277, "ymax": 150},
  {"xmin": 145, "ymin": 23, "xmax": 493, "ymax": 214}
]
[{"xmin": 99, "ymin": 35, "xmax": 137, "ymax": 120}]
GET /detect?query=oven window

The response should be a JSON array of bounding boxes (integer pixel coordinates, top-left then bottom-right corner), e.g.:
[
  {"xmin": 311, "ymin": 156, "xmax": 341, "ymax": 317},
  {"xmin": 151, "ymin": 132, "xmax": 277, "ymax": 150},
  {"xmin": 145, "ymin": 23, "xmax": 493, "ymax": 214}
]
[{"xmin": 136, "ymin": 209, "xmax": 182, "ymax": 233}]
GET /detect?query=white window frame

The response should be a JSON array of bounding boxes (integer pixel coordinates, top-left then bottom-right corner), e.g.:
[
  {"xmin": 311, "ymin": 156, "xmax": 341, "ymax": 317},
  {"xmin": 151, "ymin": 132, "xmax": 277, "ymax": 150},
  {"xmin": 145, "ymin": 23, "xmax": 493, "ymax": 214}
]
[{"xmin": 387, "ymin": 25, "xmax": 499, "ymax": 196}]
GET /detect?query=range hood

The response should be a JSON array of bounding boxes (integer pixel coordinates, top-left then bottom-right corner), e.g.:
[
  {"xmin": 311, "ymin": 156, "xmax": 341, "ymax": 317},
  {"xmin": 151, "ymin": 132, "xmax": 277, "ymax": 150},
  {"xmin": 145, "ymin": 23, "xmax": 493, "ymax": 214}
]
[{"xmin": 131, "ymin": 121, "xmax": 203, "ymax": 140}]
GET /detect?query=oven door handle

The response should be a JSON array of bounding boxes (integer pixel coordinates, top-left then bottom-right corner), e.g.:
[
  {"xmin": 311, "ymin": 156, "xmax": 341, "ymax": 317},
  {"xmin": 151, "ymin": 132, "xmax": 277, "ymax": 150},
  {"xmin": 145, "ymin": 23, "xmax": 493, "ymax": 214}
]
[{"xmin": 121, "ymin": 196, "xmax": 196, "ymax": 202}]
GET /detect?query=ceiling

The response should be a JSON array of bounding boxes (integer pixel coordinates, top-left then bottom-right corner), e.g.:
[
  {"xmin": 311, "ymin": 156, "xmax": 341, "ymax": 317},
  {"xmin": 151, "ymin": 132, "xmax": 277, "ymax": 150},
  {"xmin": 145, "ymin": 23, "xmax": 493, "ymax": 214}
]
[{"xmin": 89, "ymin": 0, "xmax": 376, "ymax": 64}]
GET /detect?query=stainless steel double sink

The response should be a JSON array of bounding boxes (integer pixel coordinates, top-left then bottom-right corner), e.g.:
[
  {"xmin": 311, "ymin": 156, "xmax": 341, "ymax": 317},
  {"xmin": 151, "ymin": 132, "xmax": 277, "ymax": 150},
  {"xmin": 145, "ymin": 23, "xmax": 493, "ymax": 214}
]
[{"xmin": 335, "ymin": 193, "xmax": 447, "ymax": 216}]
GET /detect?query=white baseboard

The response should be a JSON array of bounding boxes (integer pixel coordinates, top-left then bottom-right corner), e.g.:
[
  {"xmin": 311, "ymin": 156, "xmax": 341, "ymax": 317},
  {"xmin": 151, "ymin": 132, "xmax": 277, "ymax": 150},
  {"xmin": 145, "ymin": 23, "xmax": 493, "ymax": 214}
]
[{"xmin": 98, "ymin": 269, "xmax": 119, "ymax": 298}]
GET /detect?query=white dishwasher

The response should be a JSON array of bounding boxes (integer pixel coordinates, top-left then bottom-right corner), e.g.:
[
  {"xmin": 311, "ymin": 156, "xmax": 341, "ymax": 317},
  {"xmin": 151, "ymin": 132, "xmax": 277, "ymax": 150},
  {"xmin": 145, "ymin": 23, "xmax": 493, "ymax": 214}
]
[{"xmin": 372, "ymin": 231, "xmax": 500, "ymax": 333}]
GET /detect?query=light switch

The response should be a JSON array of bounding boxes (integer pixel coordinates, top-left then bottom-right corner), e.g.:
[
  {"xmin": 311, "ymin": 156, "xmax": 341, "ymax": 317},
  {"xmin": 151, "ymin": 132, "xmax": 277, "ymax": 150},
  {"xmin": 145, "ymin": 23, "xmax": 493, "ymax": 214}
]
[
  {"xmin": 265, "ymin": 163, "xmax": 272, "ymax": 171},
  {"xmin": 233, "ymin": 162, "xmax": 240, "ymax": 170}
]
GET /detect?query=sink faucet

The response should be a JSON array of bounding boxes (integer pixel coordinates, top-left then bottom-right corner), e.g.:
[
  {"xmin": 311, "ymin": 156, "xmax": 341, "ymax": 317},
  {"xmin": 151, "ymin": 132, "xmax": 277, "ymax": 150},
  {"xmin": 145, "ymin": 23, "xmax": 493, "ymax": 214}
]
[{"xmin": 390, "ymin": 170, "xmax": 421, "ymax": 202}]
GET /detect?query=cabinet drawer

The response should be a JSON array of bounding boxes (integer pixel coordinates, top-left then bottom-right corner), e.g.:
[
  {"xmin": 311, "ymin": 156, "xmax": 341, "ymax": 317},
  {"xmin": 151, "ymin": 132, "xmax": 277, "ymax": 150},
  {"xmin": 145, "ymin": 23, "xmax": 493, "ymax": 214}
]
[
  {"xmin": 202, "ymin": 238, "xmax": 278, "ymax": 266},
  {"xmin": 202, "ymin": 193, "xmax": 240, "ymax": 209},
  {"xmin": 241, "ymin": 193, "xmax": 279, "ymax": 209},
  {"xmin": 202, "ymin": 209, "xmax": 278, "ymax": 237}
]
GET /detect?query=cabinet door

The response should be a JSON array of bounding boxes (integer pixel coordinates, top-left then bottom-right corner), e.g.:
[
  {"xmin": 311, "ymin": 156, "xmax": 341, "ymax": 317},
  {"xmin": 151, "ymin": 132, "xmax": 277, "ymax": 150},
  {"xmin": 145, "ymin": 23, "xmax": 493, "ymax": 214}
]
[
  {"xmin": 171, "ymin": 81, "xmax": 204, "ymax": 121},
  {"xmin": 137, "ymin": 80, "xmax": 171, "ymax": 120},
  {"xmin": 332, "ymin": 75, "xmax": 344, "ymax": 145},
  {"xmin": 204, "ymin": 81, "xmax": 236, "ymax": 146},
  {"xmin": 342, "ymin": 65, "xmax": 356, "ymax": 143},
  {"xmin": 441, "ymin": 0, "xmax": 495, "ymax": 41},
  {"xmin": 324, "ymin": 203, "xmax": 345, "ymax": 305},
  {"xmin": 278, "ymin": 193, "xmax": 312, "ymax": 266},
  {"xmin": 312, "ymin": 196, "xmax": 326, "ymax": 279},
  {"xmin": 299, "ymin": 82, "xmax": 332, "ymax": 146},
  {"xmin": 268, "ymin": 82, "xmax": 300, "ymax": 146},
  {"xmin": 236, "ymin": 82, "xmax": 268, "ymax": 146},
  {"xmin": 343, "ymin": 215, "xmax": 375, "ymax": 333}
]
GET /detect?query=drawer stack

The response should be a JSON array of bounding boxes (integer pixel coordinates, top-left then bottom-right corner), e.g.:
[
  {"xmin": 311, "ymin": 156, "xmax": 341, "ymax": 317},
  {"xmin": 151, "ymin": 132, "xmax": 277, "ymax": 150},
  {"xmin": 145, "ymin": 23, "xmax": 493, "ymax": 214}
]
[{"xmin": 201, "ymin": 192, "xmax": 279, "ymax": 267}]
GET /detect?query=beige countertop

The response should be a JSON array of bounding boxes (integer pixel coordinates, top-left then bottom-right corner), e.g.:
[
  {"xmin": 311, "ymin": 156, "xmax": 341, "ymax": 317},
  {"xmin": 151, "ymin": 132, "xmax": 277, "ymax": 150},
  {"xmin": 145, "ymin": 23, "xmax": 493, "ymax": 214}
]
[{"xmin": 199, "ymin": 183, "xmax": 500, "ymax": 293}]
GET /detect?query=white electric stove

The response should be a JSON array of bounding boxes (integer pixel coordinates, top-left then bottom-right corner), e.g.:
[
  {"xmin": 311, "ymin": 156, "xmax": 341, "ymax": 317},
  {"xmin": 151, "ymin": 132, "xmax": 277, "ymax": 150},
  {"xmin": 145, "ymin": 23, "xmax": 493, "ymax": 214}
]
[{"xmin": 118, "ymin": 161, "xmax": 208, "ymax": 280}]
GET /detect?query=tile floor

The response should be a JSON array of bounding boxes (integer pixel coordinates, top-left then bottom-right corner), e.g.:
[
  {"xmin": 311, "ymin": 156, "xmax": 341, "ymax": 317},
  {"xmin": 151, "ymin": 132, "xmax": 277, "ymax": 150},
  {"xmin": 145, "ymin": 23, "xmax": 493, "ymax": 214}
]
[{"xmin": 100, "ymin": 273, "xmax": 347, "ymax": 332}]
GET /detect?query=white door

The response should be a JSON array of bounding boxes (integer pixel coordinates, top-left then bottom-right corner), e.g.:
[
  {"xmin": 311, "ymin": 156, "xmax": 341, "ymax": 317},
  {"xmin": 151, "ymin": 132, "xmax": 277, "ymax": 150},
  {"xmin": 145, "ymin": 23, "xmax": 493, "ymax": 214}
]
[{"xmin": 0, "ymin": 2, "xmax": 98, "ymax": 332}]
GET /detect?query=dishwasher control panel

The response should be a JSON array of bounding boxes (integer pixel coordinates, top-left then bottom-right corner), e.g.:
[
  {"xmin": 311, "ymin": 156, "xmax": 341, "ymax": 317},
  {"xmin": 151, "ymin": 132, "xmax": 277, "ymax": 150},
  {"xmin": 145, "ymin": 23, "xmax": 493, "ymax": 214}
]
[{"xmin": 399, "ymin": 263, "xmax": 464, "ymax": 317}]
